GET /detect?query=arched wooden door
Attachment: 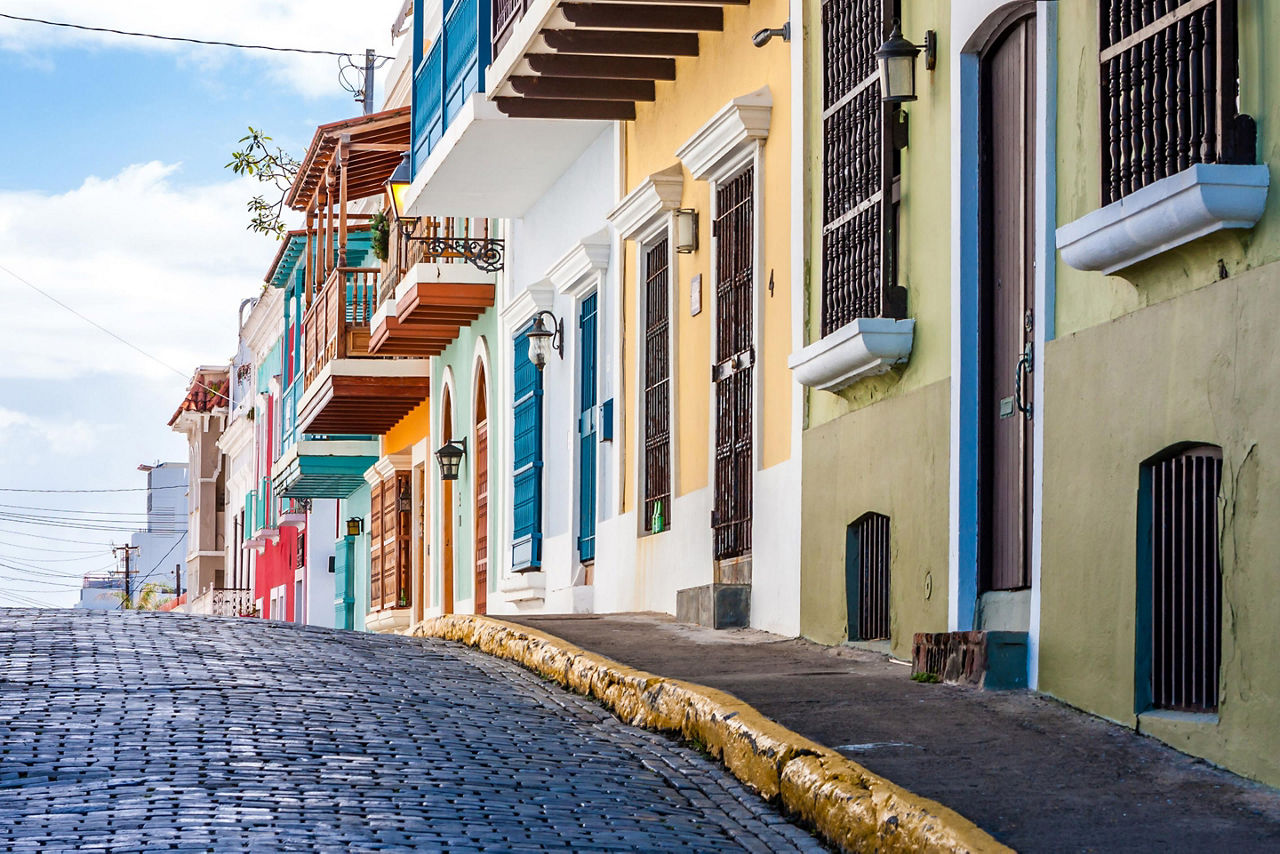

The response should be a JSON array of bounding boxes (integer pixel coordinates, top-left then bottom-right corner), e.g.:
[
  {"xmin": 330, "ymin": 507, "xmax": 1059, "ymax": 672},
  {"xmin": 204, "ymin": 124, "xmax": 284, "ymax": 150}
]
[
  {"xmin": 474, "ymin": 367, "xmax": 489, "ymax": 615},
  {"xmin": 440, "ymin": 387, "xmax": 455, "ymax": 614},
  {"xmin": 979, "ymin": 14, "xmax": 1036, "ymax": 592}
]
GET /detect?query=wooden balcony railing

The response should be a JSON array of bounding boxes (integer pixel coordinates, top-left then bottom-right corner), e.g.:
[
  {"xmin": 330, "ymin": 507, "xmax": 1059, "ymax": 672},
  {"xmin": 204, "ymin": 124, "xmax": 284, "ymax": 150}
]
[{"xmin": 303, "ymin": 266, "xmax": 381, "ymax": 385}]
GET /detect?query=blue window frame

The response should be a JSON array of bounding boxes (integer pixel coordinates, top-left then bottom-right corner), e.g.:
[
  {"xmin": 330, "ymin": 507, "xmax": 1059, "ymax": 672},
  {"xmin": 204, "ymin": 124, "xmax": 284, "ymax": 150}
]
[{"xmin": 512, "ymin": 326, "xmax": 543, "ymax": 571}]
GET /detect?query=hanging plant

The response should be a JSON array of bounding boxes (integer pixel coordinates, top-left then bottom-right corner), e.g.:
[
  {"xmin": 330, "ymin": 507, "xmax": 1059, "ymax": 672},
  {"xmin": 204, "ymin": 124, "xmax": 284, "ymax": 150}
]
[{"xmin": 371, "ymin": 211, "xmax": 391, "ymax": 262}]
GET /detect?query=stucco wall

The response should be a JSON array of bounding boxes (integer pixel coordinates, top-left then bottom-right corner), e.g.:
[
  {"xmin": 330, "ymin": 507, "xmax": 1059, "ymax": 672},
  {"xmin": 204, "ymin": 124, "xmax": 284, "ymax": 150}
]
[
  {"xmin": 802, "ymin": 0, "xmax": 952, "ymax": 429},
  {"xmin": 431, "ymin": 307, "xmax": 498, "ymax": 612},
  {"xmin": 800, "ymin": 379, "xmax": 951, "ymax": 653},
  {"xmin": 1038, "ymin": 259, "xmax": 1280, "ymax": 787},
  {"xmin": 622, "ymin": 0, "xmax": 794, "ymax": 508},
  {"xmin": 1054, "ymin": 1, "xmax": 1280, "ymax": 335}
]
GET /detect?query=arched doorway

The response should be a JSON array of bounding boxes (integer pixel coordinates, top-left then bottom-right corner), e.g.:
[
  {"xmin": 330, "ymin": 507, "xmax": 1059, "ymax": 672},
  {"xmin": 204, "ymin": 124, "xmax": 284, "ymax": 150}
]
[
  {"xmin": 978, "ymin": 13, "xmax": 1036, "ymax": 594},
  {"xmin": 473, "ymin": 364, "xmax": 489, "ymax": 615},
  {"xmin": 440, "ymin": 386, "xmax": 455, "ymax": 614}
]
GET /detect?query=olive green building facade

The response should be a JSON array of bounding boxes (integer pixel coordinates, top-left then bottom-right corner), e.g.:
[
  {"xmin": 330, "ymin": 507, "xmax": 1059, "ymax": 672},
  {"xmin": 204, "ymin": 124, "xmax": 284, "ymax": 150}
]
[{"xmin": 796, "ymin": 0, "xmax": 1280, "ymax": 787}]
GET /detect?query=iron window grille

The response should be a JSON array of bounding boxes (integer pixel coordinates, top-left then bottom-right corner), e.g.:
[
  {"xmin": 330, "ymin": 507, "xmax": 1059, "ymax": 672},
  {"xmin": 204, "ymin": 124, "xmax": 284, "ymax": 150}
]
[
  {"xmin": 642, "ymin": 237, "xmax": 673, "ymax": 533},
  {"xmin": 847, "ymin": 512, "xmax": 891, "ymax": 642},
  {"xmin": 820, "ymin": 0, "xmax": 906, "ymax": 337},
  {"xmin": 1098, "ymin": 0, "xmax": 1254, "ymax": 205},
  {"xmin": 1138, "ymin": 444, "xmax": 1223, "ymax": 714}
]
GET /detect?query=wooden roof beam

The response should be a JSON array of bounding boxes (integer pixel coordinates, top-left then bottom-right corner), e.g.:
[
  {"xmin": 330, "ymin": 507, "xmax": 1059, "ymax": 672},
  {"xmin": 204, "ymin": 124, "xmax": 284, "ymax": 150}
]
[
  {"xmin": 541, "ymin": 29, "xmax": 699, "ymax": 56},
  {"xmin": 495, "ymin": 97, "xmax": 637, "ymax": 120},
  {"xmin": 559, "ymin": 3, "xmax": 723, "ymax": 31},
  {"xmin": 509, "ymin": 75, "xmax": 656, "ymax": 101},
  {"xmin": 526, "ymin": 53, "xmax": 676, "ymax": 79}
]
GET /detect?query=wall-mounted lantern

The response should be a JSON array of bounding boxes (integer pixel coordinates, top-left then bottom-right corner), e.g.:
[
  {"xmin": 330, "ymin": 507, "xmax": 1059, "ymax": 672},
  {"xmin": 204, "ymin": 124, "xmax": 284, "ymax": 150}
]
[
  {"xmin": 383, "ymin": 155, "xmax": 504, "ymax": 272},
  {"xmin": 435, "ymin": 438, "xmax": 467, "ymax": 481},
  {"xmin": 345, "ymin": 517, "xmax": 364, "ymax": 537},
  {"xmin": 526, "ymin": 310, "xmax": 564, "ymax": 370},
  {"xmin": 675, "ymin": 208, "xmax": 698, "ymax": 254},
  {"xmin": 875, "ymin": 22, "xmax": 936, "ymax": 103}
]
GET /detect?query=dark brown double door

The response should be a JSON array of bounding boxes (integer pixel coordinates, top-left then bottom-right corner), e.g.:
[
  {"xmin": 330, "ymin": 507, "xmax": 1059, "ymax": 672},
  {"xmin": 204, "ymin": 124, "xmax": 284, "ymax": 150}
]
[{"xmin": 979, "ymin": 15, "xmax": 1035, "ymax": 592}]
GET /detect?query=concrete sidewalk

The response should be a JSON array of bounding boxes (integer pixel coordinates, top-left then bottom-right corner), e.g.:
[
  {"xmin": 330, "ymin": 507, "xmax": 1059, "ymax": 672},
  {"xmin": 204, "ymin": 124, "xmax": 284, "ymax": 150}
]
[{"xmin": 505, "ymin": 613, "xmax": 1280, "ymax": 853}]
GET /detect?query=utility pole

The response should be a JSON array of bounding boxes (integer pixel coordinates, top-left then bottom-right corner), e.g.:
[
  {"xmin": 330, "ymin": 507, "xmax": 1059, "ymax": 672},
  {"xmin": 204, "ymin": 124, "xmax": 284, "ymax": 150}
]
[
  {"xmin": 362, "ymin": 48, "xmax": 375, "ymax": 114},
  {"xmin": 112, "ymin": 545, "xmax": 139, "ymax": 609},
  {"xmin": 175, "ymin": 563, "xmax": 182, "ymax": 599}
]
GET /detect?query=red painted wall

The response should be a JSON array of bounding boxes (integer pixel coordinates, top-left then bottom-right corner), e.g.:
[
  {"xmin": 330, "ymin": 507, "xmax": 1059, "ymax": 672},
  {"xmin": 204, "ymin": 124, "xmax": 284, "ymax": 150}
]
[{"xmin": 255, "ymin": 525, "xmax": 300, "ymax": 621}]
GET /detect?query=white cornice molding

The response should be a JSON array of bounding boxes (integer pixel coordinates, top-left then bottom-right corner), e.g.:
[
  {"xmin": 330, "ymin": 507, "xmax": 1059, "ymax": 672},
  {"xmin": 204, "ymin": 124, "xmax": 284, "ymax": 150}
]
[
  {"xmin": 500, "ymin": 280, "xmax": 555, "ymax": 329},
  {"xmin": 608, "ymin": 164, "xmax": 683, "ymax": 241},
  {"xmin": 676, "ymin": 87, "xmax": 772, "ymax": 183},
  {"xmin": 1057, "ymin": 163, "xmax": 1270, "ymax": 274},
  {"xmin": 548, "ymin": 228, "xmax": 611, "ymax": 297},
  {"xmin": 366, "ymin": 452, "xmax": 412, "ymax": 485},
  {"xmin": 243, "ymin": 289, "xmax": 284, "ymax": 358}
]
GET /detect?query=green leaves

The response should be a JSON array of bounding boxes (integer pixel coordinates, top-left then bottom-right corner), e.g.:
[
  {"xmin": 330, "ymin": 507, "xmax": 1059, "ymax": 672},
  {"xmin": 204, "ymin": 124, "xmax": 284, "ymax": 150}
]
[{"xmin": 225, "ymin": 125, "xmax": 301, "ymax": 240}]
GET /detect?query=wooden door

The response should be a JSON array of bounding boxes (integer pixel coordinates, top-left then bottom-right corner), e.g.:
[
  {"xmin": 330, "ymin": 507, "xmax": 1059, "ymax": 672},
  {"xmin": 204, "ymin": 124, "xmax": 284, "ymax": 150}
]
[
  {"xmin": 474, "ymin": 370, "xmax": 489, "ymax": 615},
  {"xmin": 979, "ymin": 16, "xmax": 1036, "ymax": 592},
  {"xmin": 712, "ymin": 168, "xmax": 755, "ymax": 560}
]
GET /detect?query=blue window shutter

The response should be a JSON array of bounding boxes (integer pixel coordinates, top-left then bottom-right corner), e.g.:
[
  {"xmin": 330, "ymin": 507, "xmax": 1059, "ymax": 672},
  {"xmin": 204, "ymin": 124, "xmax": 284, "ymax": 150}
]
[
  {"xmin": 577, "ymin": 294, "xmax": 598, "ymax": 562},
  {"xmin": 512, "ymin": 327, "xmax": 543, "ymax": 570}
]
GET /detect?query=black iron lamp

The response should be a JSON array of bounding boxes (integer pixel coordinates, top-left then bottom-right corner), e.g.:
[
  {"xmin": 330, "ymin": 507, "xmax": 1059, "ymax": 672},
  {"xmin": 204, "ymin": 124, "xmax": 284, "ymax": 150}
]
[
  {"xmin": 435, "ymin": 439, "xmax": 467, "ymax": 481},
  {"xmin": 875, "ymin": 21, "xmax": 936, "ymax": 103},
  {"xmin": 345, "ymin": 517, "xmax": 364, "ymax": 537},
  {"xmin": 526, "ymin": 310, "xmax": 563, "ymax": 369}
]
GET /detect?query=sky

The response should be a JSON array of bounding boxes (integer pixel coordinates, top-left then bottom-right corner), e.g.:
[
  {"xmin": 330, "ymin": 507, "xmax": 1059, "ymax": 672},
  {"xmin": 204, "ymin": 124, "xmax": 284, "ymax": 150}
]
[{"xmin": 0, "ymin": 1, "xmax": 405, "ymax": 607}]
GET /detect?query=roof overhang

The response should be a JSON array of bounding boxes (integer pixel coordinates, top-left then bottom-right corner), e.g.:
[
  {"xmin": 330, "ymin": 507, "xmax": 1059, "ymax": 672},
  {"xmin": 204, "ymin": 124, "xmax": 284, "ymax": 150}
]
[{"xmin": 287, "ymin": 106, "xmax": 411, "ymax": 213}]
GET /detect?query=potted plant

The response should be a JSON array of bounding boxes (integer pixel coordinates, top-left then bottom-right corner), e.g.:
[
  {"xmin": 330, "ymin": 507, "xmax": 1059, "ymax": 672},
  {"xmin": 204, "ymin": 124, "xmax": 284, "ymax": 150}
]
[{"xmin": 371, "ymin": 211, "xmax": 390, "ymax": 262}]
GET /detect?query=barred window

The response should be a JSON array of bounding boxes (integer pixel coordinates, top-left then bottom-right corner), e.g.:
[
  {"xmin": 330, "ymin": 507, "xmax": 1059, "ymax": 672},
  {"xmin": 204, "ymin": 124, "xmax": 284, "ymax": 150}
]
[
  {"xmin": 1099, "ymin": 0, "xmax": 1254, "ymax": 205},
  {"xmin": 820, "ymin": 0, "xmax": 904, "ymax": 337},
  {"xmin": 642, "ymin": 237, "xmax": 672, "ymax": 533}
]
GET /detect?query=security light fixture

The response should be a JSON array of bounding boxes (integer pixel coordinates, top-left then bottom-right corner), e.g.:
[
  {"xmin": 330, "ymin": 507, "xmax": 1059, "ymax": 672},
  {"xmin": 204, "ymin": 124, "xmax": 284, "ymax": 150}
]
[
  {"xmin": 675, "ymin": 208, "xmax": 698, "ymax": 254},
  {"xmin": 875, "ymin": 22, "xmax": 936, "ymax": 103},
  {"xmin": 345, "ymin": 517, "xmax": 364, "ymax": 537},
  {"xmin": 526, "ymin": 310, "xmax": 564, "ymax": 369},
  {"xmin": 435, "ymin": 439, "xmax": 467, "ymax": 481},
  {"xmin": 752, "ymin": 22, "xmax": 790, "ymax": 48}
]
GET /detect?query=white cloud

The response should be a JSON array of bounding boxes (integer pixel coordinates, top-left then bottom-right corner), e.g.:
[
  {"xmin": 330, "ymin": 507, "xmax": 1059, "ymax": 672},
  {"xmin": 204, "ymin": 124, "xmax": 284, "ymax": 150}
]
[
  {"xmin": 0, "ymin": 161, "xmax": 279, "ymax": 380},
  {"xmin": 0, "ymin": 0, "xmax": 407, "ymax": 98},
  {"xmin": 0, "ymin": 406, "xmax": 97, "ymax": 453}
]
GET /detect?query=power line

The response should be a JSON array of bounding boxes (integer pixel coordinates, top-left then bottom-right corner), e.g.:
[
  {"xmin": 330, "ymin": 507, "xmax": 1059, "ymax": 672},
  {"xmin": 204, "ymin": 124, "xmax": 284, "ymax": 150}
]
[
  {"xmin": 0, "ymin": 485, "xmax": 187, "ymax": 493},
  {"xmin": 0, "ymin": 515, "xmax": 186, "ymax": 534},
  {"xmin": 0, "ymin": 502, "xmax": 163, "ymax": 517},
  {"xmin": 0, "ymin": 262, "xmax": 230, "ymax": 404},
  {"xmin": 0, "ymin": 527, "xmax": 118, "ymax": 546},
  {"xmin": 0, "ymin": 540, "xmax": 109, "ymax": 555},
  {"xmin": 0, "ymin": 589, "xmax": 52, "ymax": 608},
  {"xmin": 0, "ymin": 12, "xmax": 393, "ymax": 60}
]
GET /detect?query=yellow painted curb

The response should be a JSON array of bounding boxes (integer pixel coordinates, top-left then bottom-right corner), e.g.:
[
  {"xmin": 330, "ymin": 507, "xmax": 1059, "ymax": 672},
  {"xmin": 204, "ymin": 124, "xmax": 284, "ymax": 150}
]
[{"xmin": 406, "ymin": 614, "xmax": 1014, "ymax": 854}]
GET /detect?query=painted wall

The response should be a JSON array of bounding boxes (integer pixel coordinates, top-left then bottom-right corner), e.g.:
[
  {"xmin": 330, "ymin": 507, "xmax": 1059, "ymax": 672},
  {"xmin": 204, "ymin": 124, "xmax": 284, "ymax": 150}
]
[
  {"xmin": 430, "ymin": 307, "xmax": 498, "ymax": 614},
  {"xmin": 1038, "ymin": 2, "xmax": 1280, "ymax": 786},
  {"xmin": 1054, "ymin": 1, "xmax": 1280, "ymax": 336},
  {"xmin": 802, "ymin": 0, "xmax": 952, "ymax": 429},
  {"xmin": 799, "ymin": 380, "xmax": 951, "ymax": 653},
  {"xmin": 305, "ymin": 499, "xmax": 338, "ymax": 629},
  {"xmin": 383, "ymin": 398, "xmax": 431, "ymax": 457},
  {"xmin": 254, "ymin": 525, "xmax": 300, "ymax": 622},
  {"xmin": 338, "ymin": 483, "xmax": 372, "ymax": 632},
  {"xmin": 621, "ymin": 0, "xmax": 794, "ymax": 501},
  {"xmin": 495, "ymin": 128, "xmax": 618, "ymax": 613},
  {"xmin": 614, "ymin": 0, "xmax": 800, "ymax": 633},
  {"xmin": 1038, "ymin": 262, "xmax": 1280, "ymax": 787}
]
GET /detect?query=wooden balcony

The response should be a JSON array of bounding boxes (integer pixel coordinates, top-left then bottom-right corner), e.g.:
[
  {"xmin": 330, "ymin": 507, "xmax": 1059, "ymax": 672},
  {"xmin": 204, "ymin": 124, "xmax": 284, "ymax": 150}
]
[
  {"xmin": 370, "ymin": 216, "xmax": 498, "ymax": 357},
  {"xmin": 297, "ymin": 265, "xmax": 430, "ymax": 436}
]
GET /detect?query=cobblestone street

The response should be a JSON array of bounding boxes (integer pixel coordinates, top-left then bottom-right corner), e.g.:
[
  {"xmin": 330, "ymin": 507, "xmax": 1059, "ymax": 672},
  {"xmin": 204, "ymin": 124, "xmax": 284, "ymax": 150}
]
[{"xmin": 0, "ymin": 609, "xmax": 823, "ymax": 852}]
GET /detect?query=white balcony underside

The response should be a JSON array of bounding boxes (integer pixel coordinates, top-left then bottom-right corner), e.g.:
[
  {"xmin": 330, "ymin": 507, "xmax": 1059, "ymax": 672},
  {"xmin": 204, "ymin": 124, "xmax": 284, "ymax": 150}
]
[{"xmin": 403, "ymin": 94, "xmax": 610, "ymax": 219}]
